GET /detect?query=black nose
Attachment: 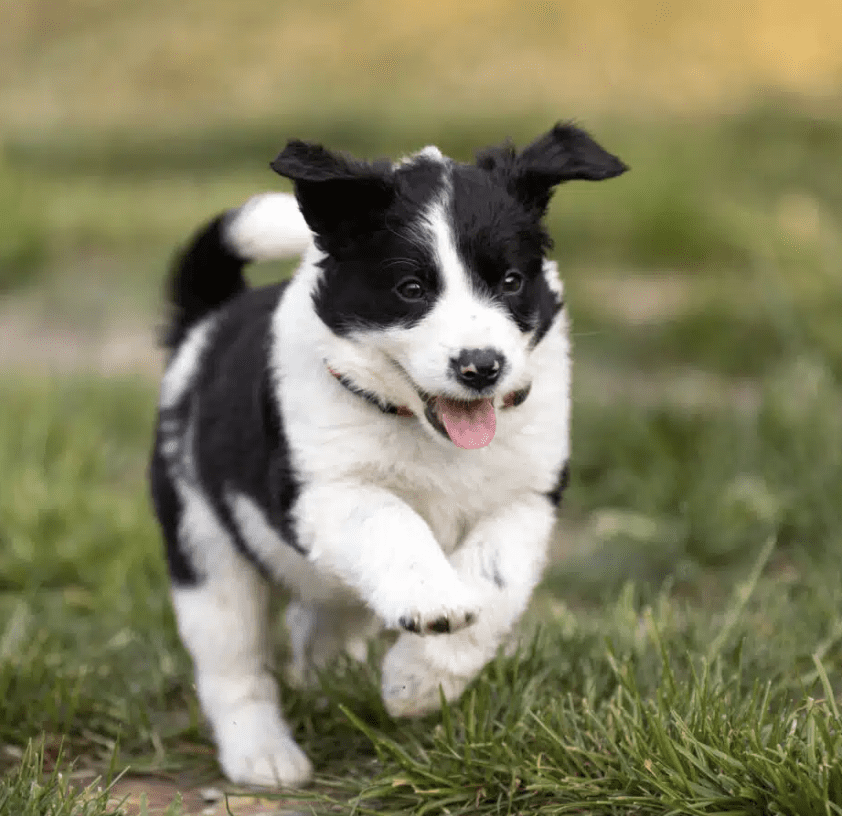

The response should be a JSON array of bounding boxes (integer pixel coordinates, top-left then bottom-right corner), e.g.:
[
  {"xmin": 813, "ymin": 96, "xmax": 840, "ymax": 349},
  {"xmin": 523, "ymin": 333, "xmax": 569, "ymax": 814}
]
[{"xmin": 451, "ymin": 348, "xmax": 506, "ymax": 391}]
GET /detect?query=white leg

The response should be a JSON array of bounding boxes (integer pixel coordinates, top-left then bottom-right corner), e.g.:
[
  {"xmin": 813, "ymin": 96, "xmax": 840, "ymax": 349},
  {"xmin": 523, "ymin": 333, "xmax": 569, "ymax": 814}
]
[
  {"xmin": 295, "ymin": 484, "xmax": 480, "ymax": 634},
  {"xmin": 171, "ymin": 560, "xmax": 312, "ymax": 788},
  {"xmin": 381, "ymin": 494, "xmax": 555, "ymax": 717},
  {"xmin": 284, "ymin": 601, "xmax": 379, "ymax": 688}
]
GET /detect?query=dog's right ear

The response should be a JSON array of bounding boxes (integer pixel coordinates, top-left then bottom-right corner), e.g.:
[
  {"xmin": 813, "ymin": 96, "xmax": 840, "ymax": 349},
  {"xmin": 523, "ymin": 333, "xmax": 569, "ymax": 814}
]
[{"xmin": 271, "ymin": 141, "xmax": 395, "ymax": 244}]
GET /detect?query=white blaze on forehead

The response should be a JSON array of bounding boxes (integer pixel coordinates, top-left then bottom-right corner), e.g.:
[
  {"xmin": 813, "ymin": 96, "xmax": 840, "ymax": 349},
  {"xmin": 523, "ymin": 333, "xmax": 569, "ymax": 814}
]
[
  {"xmin": 395, "ymin": 145, "xmax": 446, "ymax": 167},
  {"xmin": 415, "ymin": 145, "xmax": 444, "ymax": 162},
  {"xmin": 419, "ymin": 199, "xmax": 476, "ymax": 304}
]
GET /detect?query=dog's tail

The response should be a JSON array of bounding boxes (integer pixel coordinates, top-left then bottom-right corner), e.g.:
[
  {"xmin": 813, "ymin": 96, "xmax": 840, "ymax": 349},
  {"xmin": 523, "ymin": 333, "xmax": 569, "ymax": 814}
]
[{"xmin": 164, "ymin": 192, "xmax": 311, "ymax": 348}]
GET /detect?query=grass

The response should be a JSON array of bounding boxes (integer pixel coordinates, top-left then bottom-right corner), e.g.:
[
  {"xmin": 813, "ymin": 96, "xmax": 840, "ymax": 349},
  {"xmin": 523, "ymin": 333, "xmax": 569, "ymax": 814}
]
[
  {"xmin": 0, "ymin": 151, "xmax": 49, "ymax": 290},
  {"xmin": 0, "ymin": 741, "xmax": 125, "ymax": 816},
  {"xmin": 328, "ymin": 602, "xmax": 842, "ymax": 815}
]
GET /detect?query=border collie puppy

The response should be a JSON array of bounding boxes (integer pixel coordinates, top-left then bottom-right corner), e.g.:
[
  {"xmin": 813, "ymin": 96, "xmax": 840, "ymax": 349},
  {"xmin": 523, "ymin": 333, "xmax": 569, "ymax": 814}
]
[{"xmin": 149, "ymin": 124, "xmax": 626, "ymax": 787}]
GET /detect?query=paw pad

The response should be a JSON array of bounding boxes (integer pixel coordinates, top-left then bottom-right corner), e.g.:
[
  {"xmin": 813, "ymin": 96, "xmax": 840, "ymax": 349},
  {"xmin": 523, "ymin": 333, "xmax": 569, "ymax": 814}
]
[
  {"xmin": 398, "ymin": 615, "xmax": 421, "ymax": 633},
  {"xmin": 426, "ymin": 617, "xmax": 451, "ymax": 634}
]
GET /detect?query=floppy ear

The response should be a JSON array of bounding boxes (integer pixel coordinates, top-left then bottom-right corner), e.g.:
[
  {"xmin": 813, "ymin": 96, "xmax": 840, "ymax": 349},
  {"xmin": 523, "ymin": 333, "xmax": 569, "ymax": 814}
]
[
  {"xmin": 270, "ymin": 140, "xmax": 395, "ymax": 243},
  {"xmin": 477, "ymin": 123, "xmax": 628, "ymax": 215}
]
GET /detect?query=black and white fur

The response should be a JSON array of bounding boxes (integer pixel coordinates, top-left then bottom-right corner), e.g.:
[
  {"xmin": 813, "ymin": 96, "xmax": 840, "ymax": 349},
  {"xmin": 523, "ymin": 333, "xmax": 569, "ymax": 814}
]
[{"xmin": 149, "ymin": 124, "xmax": 626, "ymax": 787}]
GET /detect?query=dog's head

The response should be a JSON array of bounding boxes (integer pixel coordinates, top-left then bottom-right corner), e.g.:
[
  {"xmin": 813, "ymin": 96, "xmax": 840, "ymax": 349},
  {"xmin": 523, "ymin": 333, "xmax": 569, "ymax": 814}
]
[{"xmin": 271, "ymin": 124, "xmax": 626, "ymax": 449}]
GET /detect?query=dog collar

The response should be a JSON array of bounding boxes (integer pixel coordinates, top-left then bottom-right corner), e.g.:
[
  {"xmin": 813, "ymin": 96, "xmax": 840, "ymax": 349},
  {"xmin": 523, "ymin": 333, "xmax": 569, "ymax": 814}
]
[
  {"xmin": 326, "ymin": 365, "xmax": 414, "ymax": 416},
  {"xmin": 326, "ymin": 365, "xmax": 530, "ymax": 417}
]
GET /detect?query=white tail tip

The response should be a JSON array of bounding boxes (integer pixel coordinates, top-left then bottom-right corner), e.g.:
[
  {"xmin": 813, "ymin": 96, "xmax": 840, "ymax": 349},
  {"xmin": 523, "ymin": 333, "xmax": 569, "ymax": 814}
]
[{"xmin": 225, "ymin": 193, "xmax": 312, "ymax": 261}]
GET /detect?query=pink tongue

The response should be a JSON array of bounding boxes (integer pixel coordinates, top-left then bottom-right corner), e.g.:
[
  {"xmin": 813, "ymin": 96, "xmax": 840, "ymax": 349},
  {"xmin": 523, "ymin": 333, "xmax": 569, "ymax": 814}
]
[{"xmin": 435, "ymin": 397, "xmax": 497, "ymax": 449}]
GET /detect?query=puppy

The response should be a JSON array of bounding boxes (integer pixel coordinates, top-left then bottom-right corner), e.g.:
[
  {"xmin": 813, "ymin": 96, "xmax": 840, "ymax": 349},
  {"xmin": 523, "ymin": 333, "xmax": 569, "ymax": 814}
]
[{"xmin": 149, "ymin": 124, "xmax": 626, "ymax": 787}]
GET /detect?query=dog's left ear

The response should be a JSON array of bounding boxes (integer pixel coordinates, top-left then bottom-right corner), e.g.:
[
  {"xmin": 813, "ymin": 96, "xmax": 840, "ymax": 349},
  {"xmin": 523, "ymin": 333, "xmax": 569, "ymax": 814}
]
[
  {"xmin": 271, "ymin": 141, "xmax": 395, "ymax": 245},
  {"xmin": 477, "ymin": 123, "xmax": 628, "ymax": 215}
]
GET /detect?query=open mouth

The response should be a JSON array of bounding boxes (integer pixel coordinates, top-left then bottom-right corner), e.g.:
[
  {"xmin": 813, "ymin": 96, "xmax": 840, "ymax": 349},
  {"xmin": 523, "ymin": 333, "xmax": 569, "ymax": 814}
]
[
  {"xmin": 330, "ymin": 357, "xmax": 530, "ymax": 450},
  {"xmin": 424, "ymin": 396, "xmax": 497, "ymax": 449}
]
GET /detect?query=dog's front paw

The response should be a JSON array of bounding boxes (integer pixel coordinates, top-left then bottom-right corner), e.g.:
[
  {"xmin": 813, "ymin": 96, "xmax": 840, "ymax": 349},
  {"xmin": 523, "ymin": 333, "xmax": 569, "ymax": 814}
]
[
  {"xmin": 398, "ymin": 606, "xmax": 478, "ymax": 635},
  {"xmin": 381, "ymin": 578, "xmax": 480, "ymax": 636},
  {"xmin": 381, "ymin": 635, "xmax": 472, "ymax": 718},
  {"xmin": 216, "ymin": 703, "xmax": 313, "ymax": 788}
]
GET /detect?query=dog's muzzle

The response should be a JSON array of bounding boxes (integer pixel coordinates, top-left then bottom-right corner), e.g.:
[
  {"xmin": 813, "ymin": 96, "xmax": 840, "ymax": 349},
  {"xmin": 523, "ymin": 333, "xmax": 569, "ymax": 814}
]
[{"xmin": 326, "ymin": 363, "xmax": 530, "ymax": 450}]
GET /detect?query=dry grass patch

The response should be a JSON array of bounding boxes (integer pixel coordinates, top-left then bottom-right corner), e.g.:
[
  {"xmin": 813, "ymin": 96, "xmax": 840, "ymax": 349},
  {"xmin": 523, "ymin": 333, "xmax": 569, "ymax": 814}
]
[{"xmin": 2, "ymin": 0, "xmax": 842, "ymax": 135}]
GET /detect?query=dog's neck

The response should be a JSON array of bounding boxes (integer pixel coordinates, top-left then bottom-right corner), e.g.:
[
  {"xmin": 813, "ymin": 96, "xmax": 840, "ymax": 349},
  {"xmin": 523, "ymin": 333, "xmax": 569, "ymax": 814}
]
[{"xmin": 326, "ymin": 365, "xmax": 414, "ymax": 416}]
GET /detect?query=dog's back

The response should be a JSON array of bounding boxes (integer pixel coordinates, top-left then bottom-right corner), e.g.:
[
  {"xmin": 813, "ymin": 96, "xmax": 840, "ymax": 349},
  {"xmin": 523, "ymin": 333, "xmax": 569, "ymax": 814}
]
[{"xmin": 150, "ymin": 194, "xmax": 311, "ymax": 584}]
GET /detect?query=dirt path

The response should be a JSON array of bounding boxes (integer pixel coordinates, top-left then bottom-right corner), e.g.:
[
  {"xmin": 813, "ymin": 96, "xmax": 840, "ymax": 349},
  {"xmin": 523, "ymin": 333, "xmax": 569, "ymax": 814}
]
[
  {"xmin": 106, "ymin": 778, "xmax": 310, "ymax": 816},
  {"xmin": 66, "ymin": 769, "xmax": 311, "ymax": 816},
  {"xmin": 0, "ymin": 304, "xmax": 162, "ymax": 378}
]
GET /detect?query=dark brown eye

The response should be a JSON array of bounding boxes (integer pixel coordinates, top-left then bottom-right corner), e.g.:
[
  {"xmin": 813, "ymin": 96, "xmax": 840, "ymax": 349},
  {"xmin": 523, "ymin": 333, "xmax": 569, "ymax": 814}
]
[
  {"xmin": 501, "ymin": 270, "xmax": 523, "ymax": 295},
  {"xmin": 396, "ymin": 278, "xmax": 426, "ymax": 301}
]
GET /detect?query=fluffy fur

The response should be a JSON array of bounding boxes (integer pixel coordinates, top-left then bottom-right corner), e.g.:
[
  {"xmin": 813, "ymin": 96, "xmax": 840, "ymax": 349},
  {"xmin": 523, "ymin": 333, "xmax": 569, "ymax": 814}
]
[{"xmin": 149, "ymin": 124, "xmax": 626, "ymax": 787}]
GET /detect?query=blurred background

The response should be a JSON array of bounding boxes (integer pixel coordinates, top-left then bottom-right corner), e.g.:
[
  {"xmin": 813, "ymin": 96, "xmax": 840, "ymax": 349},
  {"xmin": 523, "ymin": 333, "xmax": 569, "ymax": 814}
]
[
  {"xmin": 2, "ymin": 0, "xmax": 842, "ymax": 595},
  {"xmin": 3, "ymin": 0, "xmax": 842, "ymax": 581},
  {"xmin": 3, "ymin": 0, "xmax": 842, "ymax": 782},
  {"xmin": 2, "ymin": 0, "xmax": 842, "ymax": 376}
]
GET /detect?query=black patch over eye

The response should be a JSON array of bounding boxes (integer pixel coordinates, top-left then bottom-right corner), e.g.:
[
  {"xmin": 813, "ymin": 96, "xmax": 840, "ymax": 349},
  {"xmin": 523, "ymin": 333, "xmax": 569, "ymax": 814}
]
[
  {"xmin": 396, "ymin": 277, "xmax": 426, "ymax": 302},
  {"xmin": 500, "ymin": 270, "xmax": 524, "ymax": 295}
]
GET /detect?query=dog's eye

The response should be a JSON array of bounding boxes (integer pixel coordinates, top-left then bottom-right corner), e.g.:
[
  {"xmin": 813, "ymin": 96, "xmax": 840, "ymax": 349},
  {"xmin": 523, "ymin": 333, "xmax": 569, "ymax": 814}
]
[
  {"xmin": 396, "ymin": 278, "xmax": 426, "ymax": 302},
  {"xmin": 501, "ymin": 270, "xmax": 524, "ymax": 295}
]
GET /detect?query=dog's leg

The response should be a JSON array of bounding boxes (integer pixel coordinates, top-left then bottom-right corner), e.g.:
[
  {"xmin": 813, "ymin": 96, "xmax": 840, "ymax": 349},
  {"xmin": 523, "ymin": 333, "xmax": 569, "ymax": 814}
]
[
  {"xmin": 296, "ymin": 484, "xmax": 480, "ymax": 635},
  {"xmin": 284, "ymin": 601, "xmax": 379, "ymax": 688},
  {"xmin": 171, "ymin": 550, "xmax": 312, "ymax": 788},
  {"xmin": 381, "ymin": 493, "xmax": 555, "ymax": 717}
]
